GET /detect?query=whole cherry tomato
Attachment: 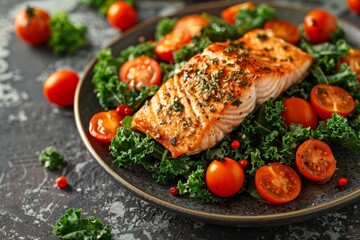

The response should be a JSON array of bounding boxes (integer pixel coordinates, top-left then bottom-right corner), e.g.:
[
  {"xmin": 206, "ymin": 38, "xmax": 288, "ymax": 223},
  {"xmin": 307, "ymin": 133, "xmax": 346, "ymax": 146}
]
[
  {"xmin": 14, "ymin": 6, "xmax": 51, "ymax": 45},
  {"xmin": 303, "ymin": 9, "xmax": 337, "ymax": 43},
  {"xmin": 43, "ymin": 70, "xmax": 79, "ymax": 106},
  {"xmin": 347, "ymin": 0, "xmax": 360, "ymax": 14},
  {"xmin": 205, "ymin": 158, "xmax": 245, "ymax": 198},
  {"xmin": 107, "ymin": 1, "xmax": 137, "ymax": 31},
  {"xmin": 281, "ymin": 97, "xmax": 318, "ymax": 130}
]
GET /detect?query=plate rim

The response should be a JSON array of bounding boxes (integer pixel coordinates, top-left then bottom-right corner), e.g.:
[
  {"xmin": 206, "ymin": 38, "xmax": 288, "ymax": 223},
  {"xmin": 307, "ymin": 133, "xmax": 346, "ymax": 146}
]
[{"xmin": 74, "ymin": 1, "xmax": 360, "ymax": 227}]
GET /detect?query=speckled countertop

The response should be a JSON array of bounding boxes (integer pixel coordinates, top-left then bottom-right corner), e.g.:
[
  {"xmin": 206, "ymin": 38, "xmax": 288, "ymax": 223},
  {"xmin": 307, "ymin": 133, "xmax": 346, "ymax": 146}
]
[{"xmin": 1, "ymin": 0, "xmax": 360, "ymax": 239}]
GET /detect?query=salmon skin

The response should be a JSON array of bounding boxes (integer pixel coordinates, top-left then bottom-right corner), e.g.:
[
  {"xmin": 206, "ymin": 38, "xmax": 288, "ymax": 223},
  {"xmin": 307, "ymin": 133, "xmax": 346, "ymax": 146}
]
[{"xmin": 132, "ymin": 29, "xmax": 313, "ymax": 158}]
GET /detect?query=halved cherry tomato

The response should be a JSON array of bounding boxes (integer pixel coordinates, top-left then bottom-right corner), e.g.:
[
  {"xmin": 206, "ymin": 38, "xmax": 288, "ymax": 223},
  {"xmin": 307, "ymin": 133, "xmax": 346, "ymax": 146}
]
[
  {"xmin": 310, "ymin": 84, "xmax": 355, "ymax": 120},
  {"xmin": 264, "ymin": 19, "xmax": 301, "ymax": 44},
  {"xmin": 347, "ymin": 0, "xmax": 360, "ymax": 14},
  {"xmin": 206, "ymin": 158, "xmax": 244, "ymax": 198},
  {"xmin": 296, "ymin": 139, "xmax": 336, "ymax": 183},
  {"xmin": 107, "ymin": 1, "xmax": 137, "ymax": 31},
  {"xmin": 43, "ymin": 70, "xmax": 79, "ymax": 107},
  {"xmin": 119, "ymin": 56, "xmax": 162, "ymax": 90},
  {"xmin": 221, "ymin": 2, "xmax": 254, "ymax": 24},
  {"xmin": 154, "ymin": 28, "xmax": 191, "ymax": 62},
  {"xmin": 173, "ymin": 14, "xmax": 209, "ymax": 37},
  {"xmin": 89, "ymin": 110, "xmax": 124, "ymax": 142},
  {"xmin": 14, "ymin": 6, "xmax": 50, "ymax": 45},
  {"xmin": 255, "ymin": 162, "xmax": 301, "ymax": 204},
  {"xmin": 281, "ymin": 97, "xmax": 318, "ymax": 130},
  {"xmin": 303, "ymin": 9, "xmax": 337, "ymax": 43}
]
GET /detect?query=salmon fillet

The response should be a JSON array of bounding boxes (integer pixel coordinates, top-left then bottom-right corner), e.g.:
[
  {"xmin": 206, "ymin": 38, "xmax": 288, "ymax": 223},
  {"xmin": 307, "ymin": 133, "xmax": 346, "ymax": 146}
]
[{"xmin": 132, "ymin": 29, "xmax": 313, "ymax": 158}]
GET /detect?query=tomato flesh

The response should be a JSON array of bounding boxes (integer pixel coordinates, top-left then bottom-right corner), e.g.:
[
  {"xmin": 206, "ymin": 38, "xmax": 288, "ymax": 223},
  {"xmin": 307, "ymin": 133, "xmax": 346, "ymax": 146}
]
[
  {"xmin": 107, "ymin": 1, "xmax": 137, "ymax": 31},
  {"xmin": 264, "ymin": 19, "xmax": 301, "ymax": 44},
  {"xmin": 221, "ymin": 2, "xmax": 254, "ymax": 24},
  {"xmin": 303, "ymin": 9, "xmax": 337, "ymax": 43},
  {"xmin": 89, "ymin": 110, "xmax": 124, "ymax": 142},
  {"xmin": 173, "ymin": 14, "xmax": 209, "ymax": 37},
  {"xmin": 310, "ymin": 84, "xmax": 355, "ymax": 120},
  {"xmin": 206, "ymin": 158, "xmax": 244, "ymax": 198},
  {"xmin": 43, "ymin": 70, "xmax": 79, "ymax": 106},
  {"xmin": 255, "ymin": 162, "xmax": 301, "ymax": 204},
  {"xmin": 14, "ymin": 7, "xmax": 50, "ymax": 45},
  {"xmin": 155, "ymin": 28, "xmax": 191, "ymax": 62},
  {"xmin": 119, "ymin": 56, "xmax": 162, "ymax": 90},
  {"xmin": 296, "ymin": 139, "xmax": 336, "ymax": 183},
  {"xmin": 281, "ymin": 97, "xmax": 318, "ymax": 130}
]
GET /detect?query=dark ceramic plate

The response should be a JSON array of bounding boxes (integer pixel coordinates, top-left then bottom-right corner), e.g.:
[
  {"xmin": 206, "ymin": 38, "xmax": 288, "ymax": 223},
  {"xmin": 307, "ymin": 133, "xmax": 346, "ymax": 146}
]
[{"xmin": 75, "ymin": 1, "xmax": 360, "ymax": 227}]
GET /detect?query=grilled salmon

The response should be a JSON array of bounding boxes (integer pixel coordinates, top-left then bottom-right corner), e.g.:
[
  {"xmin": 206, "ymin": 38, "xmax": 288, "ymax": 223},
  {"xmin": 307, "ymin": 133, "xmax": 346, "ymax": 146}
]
[{"xmin": 132, "ymin": 29, "xmax": 313, "ymax": 158}]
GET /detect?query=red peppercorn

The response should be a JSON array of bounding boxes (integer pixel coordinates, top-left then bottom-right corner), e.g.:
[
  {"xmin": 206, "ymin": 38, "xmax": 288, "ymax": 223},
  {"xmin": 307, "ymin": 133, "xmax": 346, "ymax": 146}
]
[
  {"xmin": 56, "ymin": 176, "xmax": 68, "ymax": 189},
  {"xmin": 230, "ymin": 139, "xmax": 240, "ymax": 149},
  {"xmin": 337, "ymin": 177, "xmax": 348, "ymax": 187},
  {"xmin": 239, "ymin": 159, "xmax": 250, "ymax": 169},
  {"xmin": 169, "ymin": 186, "xmax": 179, "ymax": 196},
  {"xmin": 116, "ymin": 104, "xmax": 132, "ymax": 116}
]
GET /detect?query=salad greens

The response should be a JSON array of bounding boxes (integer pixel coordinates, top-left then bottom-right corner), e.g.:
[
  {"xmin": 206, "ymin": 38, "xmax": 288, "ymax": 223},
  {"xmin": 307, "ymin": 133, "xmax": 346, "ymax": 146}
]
[
  {"xmin": 39, "ymin": 147, "xmax": 65, "ymax": 170},
  {"xmin": 49, "ymin": 11, "xmax": 87, "ymax": 55},
  {"xmin": 53, "ymin": 208, "xmax": 111, "ymax": 239},
  {"xmin": 91, "ymin": 4, "xmax": 360, "ymax": 202}
]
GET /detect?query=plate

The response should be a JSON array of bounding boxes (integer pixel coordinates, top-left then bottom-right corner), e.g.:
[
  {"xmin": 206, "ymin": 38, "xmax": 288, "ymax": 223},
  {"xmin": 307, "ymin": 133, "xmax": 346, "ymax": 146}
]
[{"xmin": 74, "ymin": 1, "xmax": 360, "ymax": 227}]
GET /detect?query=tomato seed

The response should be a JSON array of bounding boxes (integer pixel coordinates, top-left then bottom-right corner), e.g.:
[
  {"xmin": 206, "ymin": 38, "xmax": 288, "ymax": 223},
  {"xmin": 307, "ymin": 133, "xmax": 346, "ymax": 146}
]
[
  {"xmin": 56, "ymin": 176, "xmax": 68, "ymax": 189},
  {"xmin": 230, "ymin": 140, "xmax": 240, "ymax": 149},
  {"xmin": 169, "ymin": 186, "xmax": 179, "ymax": 196},
  {"xmin": 337, "ymin": 177, "xmax": 348, "ymax": 187}
]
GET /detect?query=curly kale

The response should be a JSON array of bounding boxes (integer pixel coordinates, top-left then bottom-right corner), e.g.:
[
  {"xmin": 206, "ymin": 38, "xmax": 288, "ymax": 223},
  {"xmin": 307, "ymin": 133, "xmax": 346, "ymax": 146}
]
[
  {"xmin": 155, "ymin": 18, "xmax": 178, "ymax": 41},
  {"xmin": 53, "ymin": 208, "xmax": 111, "ymax": 239},
  {"xmin": 39, "ymin": 147, "xmax": 65, "ymax": 170},
  {"xmin": 49, "ymin": 11, "xmax": 87, "ymax": 55}
]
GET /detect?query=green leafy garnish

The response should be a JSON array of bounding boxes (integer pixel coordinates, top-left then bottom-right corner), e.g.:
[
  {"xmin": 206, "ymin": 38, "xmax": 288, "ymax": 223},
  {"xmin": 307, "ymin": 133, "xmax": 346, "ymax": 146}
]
[
  {"xmin": 39, "ymin": 147, "xmax": 65, "ymax": 170},
  {"xmin": 49, "ymin": 11, "xmax": 87, "ymax": 55},
  {"xmin": 53, "ymin": 208, "xmax": 111, "ymax": 240},
  {"xmin": 155, "ymin": 18, "xmax": 178, "ymax": 41}
]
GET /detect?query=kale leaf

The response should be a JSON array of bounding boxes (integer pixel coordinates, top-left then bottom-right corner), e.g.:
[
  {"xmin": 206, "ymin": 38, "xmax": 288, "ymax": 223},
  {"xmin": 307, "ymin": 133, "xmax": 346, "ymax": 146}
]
[
  {"xmin": 92, "ymin": 48, "xmax": 158, "ymax": 110},
  {"xmin": 39, "ymin": 147, "xmax": 65, "ymax": 170},
  {"xmin": 53, "ymin": 208, "xmax": 111, "ymax": 240},
  {"xmin": 155, "ymin": 18, "xmax": 178, "ymax": 41},
  {"xmin": 49, "ymin": 11, "xmax": 87, "ymax": 55}
]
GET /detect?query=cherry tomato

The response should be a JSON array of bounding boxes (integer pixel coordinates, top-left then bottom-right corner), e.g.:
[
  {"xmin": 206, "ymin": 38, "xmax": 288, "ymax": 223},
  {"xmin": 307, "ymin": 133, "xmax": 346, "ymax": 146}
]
[
  {"xmin": 173, "ymin": 14, "xmax": 209, "ymax": 37},
  {"xmin": 14, "ymin": 6, "xmax": 50, "ymax": 45},
  {"xmin": 56, "ymin": 176, "xmax": 68, "ymax": 189},
  {"xmin": 89, "ymin": 110, "xmax": 124, "ymax": 142},
  {"xmin": 221, "ymin": 2, "xmax": 254, "ymax": 24},
  {"xmin": 107, "ymin": 1, "xmax": 137, "ymax": 31},
  {"xmin": 205, "ymin": 158, "xmax": 244, "ymax": 198},
  {"xmin": 255, "ymin": 162, "xmax": 301, "ymax": 204},
  {"xmin": 339, "ymin": 49, "xmax": 360, "ymax": 79},
  {"xmin": 264, "ymin": 19, "xmax": 301, "ymax": 44},
  {"xmin": 337, "ymin": 177, "xmax": 348, "ymax": 187},
  {"xmin": 119, "ymin": 56, "xmax": 162, "ymax": 90},
  {"xmin": 303, "ymin": 9, "xmax": 337, "ymax": 43},
  {"xmin": 154, "ymin": 28, "xmax": 191, "ymax": 62},
  {"xmin": 43, "ymin": 70, "xmax": 79, "ymax": 106},
  {"xmin": 310, "ymin": 84, "xmax": 355, "ymax": 120},
  {"xmin": 281, "ymin": 97, "xmax": 318, "ymax": 130},
  {"xmin": 347, "ymin": 0, "xmax": 360, "ymax": 14},
  {"xmin": 296, "ymin": 139, "xmax": 336, "ymax": 183}
]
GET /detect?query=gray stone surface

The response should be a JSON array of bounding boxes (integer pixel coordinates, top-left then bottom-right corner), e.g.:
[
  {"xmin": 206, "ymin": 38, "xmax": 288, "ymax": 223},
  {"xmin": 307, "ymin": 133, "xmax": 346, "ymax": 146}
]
[{"xmin": 1, "ymin": 0, "xmax": 359, "ymax": 239}]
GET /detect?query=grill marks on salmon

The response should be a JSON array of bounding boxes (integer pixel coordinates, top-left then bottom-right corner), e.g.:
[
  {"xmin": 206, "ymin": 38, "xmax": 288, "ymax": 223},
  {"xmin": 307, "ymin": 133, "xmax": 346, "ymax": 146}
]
[{"xmin": 132, "ymin": 29, "xmax": 313, "ymax": 158}]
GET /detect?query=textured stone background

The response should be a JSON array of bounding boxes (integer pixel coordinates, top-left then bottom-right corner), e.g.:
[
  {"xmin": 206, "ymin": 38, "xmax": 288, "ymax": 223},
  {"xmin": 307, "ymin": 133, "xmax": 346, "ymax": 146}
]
[{"xmin": 1, "ymin": 0, "xmax": 359, "ymax": 239}]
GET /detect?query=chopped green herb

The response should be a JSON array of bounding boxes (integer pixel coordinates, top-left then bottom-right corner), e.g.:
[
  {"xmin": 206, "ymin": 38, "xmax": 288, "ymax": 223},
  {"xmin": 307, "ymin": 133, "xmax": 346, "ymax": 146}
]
[
  {"xmin": 39, "ymin": 147, "xmax": 65, "ymax": 170},
  {"xmin": 170, "ymin": 100, "xmax": 184, "ymax": 112},
  {"xmin": 257, "ymin": 33, "xmax": 268, "ymax": 41},
  {"xmin": 49, "ymin": 11, "xmax": 87, "ymax": 55},
  {"xmin": 232, "ymin": 99, "xmax": 242, "ymax": 106}
]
